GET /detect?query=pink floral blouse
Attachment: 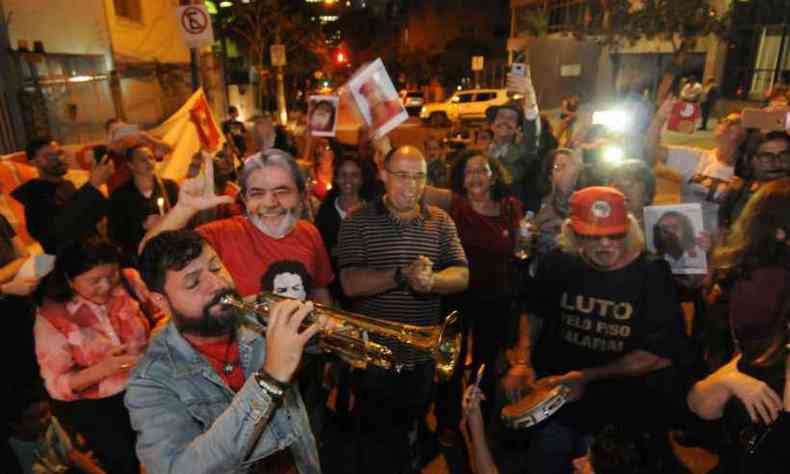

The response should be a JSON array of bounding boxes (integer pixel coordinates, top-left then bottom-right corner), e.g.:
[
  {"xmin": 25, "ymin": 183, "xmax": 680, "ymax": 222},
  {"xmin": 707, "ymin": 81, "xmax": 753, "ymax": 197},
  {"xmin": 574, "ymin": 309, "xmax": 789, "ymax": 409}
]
[{"xmin": 34, "ymin": 269, "xmax": 152, "ymax": 401}]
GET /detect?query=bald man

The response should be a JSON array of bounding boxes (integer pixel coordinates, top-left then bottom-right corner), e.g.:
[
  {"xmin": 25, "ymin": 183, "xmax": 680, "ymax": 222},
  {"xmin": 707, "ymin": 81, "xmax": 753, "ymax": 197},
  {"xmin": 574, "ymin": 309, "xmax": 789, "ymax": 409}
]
[{"xmin": 337, "ymin": 146, "xmax": 469, "ymax": 474}]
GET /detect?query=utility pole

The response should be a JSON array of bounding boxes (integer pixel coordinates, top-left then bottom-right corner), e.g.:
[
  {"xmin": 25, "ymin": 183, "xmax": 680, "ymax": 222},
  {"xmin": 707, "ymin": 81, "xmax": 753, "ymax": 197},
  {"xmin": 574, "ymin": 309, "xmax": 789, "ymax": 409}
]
[
  {"xmin": 181, "ymin": 0, "xmax": 201, "ymax": 91},
  {"xmin": 273, "ymin": 28, "xmax": 288, "ymax": 126}
]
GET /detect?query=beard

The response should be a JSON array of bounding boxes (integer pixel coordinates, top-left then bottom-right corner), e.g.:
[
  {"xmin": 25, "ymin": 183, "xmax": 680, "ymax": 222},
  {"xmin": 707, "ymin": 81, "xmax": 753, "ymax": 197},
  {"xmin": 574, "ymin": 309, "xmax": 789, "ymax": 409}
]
[
  {"xmin": 174, "ymin": 288, "xmax": 241, "ymax": 337},
  {"xmin": 248, "ymin": 207, "xmax": 299, "ymax": 239}
]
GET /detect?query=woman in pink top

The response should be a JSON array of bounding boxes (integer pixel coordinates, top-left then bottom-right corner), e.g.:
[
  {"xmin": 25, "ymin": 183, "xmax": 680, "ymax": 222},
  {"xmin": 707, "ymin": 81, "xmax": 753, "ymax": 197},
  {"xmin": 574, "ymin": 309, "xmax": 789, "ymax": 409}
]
[{"xmin": 34, "ymin": 237, "xmax": 153, "ymax": 474}]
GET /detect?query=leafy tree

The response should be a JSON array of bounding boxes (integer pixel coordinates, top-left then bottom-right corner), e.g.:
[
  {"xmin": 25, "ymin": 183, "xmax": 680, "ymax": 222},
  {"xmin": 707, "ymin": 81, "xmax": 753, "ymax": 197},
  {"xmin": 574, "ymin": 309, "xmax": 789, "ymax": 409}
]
[
  {"xmin": 582, "ymin": 0, "xmax": 732, "ymax": 101},
  {"xmin": 218, "ymin": 0, "xmax": 330, "ymax": 109}
]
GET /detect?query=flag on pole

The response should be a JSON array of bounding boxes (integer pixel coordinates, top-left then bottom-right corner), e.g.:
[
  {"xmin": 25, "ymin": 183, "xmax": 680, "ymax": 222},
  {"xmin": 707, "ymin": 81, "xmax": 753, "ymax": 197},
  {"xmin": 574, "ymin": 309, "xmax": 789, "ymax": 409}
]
[{"xmin": 150, "ymin": 88, "xmax": 224, "ymax": 180}]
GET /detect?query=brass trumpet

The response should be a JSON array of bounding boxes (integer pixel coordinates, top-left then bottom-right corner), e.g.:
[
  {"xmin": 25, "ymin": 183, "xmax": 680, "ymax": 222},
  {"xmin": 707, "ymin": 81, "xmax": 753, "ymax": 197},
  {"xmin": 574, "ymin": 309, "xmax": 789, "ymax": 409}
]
[{"xmin": 220, "ymin": 292, "xmax": 462, "ymax": 381}]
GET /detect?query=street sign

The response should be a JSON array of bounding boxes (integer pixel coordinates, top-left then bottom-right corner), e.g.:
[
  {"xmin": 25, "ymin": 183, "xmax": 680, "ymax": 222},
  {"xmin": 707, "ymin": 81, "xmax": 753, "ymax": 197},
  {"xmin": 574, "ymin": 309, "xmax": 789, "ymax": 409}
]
[
  {"xmin": 176, "ymin": 5, "xmax": 215, "ymax": 49},
  {"xmin": 271, "ymin": 44, "xmax": 286, "ymax": 67},
  {"xmin": 471, "ymin": 56, "xmax": 484, "ymax": 71}
]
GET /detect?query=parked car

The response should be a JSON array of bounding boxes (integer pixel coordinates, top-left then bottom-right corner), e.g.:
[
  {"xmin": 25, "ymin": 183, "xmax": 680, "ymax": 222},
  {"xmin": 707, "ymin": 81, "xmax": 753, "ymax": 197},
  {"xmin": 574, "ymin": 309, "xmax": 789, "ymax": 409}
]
[
  {"xmin": 420, "ymin": 89, "xmax": 511, "ymax": 126},
  {"xmin": 402, "ymin": 90, "xmax": 425, "ymax": 110}
]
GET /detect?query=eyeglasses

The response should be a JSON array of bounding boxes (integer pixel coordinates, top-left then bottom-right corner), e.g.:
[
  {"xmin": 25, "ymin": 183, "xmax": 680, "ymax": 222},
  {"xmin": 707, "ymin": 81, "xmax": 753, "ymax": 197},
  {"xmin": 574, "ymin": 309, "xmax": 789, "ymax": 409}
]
[
  {"xmin": 385, "ymin": 168, "xmax": 427, "ymax": 183},
  {"xmin": 754, "ymin": 151, "xmax": 790, "ymax": 163}
]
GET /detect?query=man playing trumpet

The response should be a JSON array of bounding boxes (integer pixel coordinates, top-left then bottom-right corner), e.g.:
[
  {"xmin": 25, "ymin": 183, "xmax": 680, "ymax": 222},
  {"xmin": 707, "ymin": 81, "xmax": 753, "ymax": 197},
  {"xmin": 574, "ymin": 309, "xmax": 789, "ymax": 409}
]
[{"xmin": 126, "ymin": 230, "xmax": 324, "ymax": 473}]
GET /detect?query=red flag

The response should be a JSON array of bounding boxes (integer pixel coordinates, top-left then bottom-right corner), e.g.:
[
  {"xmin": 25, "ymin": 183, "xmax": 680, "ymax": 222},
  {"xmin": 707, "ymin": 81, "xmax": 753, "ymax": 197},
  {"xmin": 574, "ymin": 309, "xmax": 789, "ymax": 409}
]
[{"xmin": 189, "ymin": 95, "xmax": 221, "ymax": 149}]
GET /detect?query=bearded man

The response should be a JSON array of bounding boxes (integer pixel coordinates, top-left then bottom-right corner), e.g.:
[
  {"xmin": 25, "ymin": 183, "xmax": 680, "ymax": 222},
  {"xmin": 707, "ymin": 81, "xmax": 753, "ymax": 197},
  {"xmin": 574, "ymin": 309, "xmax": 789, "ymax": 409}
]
[
  {"xmin": 141, "ymin": 149, "xmax": 333, "ymax": 304},
  {"xmin": 126, "ymin": 230, "xmax": 323, "ymax": 473}
]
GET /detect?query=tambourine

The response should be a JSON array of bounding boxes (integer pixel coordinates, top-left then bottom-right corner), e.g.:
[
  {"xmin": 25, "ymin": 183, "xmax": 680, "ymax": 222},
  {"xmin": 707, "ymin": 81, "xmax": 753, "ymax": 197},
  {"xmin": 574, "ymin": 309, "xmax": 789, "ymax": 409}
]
[{"xmin": 501, "ymin": 385, "xmax": 571, "ymax": 430}]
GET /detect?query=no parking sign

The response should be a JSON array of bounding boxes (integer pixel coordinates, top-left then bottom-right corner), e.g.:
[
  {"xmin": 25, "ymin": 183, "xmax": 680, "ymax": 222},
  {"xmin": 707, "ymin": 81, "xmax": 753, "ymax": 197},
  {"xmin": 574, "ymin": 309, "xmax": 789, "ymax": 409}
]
[{"xmin": 176, "ymin": 4, "xmax": 215, "ymax": 49}]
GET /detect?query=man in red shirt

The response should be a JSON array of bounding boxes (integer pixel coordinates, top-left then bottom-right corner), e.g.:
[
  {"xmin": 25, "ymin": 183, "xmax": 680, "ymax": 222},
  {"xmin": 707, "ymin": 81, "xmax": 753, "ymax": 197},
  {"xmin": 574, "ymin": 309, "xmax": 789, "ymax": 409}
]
[{"xmin": 140, "ymin": 149, "xmax": 333, "ymax": 304}]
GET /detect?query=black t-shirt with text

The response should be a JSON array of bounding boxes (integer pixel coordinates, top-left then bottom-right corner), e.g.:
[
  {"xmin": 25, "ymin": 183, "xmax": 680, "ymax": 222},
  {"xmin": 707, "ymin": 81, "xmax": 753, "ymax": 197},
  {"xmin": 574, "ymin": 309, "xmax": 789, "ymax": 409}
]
[{"xmin": 527, "ymin": 251, "xmax": 689, "ymax": 377}]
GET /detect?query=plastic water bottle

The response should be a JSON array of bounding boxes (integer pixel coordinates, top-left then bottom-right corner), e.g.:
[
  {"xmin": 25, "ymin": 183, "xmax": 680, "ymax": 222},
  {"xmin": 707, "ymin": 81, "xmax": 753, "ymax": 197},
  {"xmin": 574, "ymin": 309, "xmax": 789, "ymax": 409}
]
[{"xmin": 514, "ymin": 211, "xmax": 535, "ymax": 261}]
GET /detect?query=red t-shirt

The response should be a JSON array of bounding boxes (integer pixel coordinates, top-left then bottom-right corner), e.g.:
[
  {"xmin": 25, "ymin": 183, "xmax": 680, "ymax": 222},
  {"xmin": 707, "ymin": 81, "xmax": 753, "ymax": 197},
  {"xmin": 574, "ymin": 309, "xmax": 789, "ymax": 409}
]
[
  {"xmin": 197, "ymin": 216, "xmax": 334, "ymax": 298},
  {"xmin": 190, "ymin": 338, "xmax": 245, "ymax": 392},
  {"xmin": 450, "ymin": 194, "xmax": 524, "ymax": 296}
]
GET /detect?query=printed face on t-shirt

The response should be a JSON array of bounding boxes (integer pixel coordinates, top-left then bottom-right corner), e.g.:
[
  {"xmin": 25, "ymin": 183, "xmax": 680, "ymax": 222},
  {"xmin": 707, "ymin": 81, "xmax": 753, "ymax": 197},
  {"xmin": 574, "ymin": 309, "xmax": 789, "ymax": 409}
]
[{"xmin": 272, "ymin": 272, "xmax": 307, "ymax": 301}]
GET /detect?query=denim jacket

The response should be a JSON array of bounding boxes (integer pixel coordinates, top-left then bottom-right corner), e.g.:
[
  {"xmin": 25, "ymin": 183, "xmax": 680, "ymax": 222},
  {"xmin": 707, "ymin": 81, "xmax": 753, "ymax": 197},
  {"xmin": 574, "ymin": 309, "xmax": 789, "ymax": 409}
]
[{"xmin": 125, "ymin": 321, "xmax": 321, "ymax": 474}]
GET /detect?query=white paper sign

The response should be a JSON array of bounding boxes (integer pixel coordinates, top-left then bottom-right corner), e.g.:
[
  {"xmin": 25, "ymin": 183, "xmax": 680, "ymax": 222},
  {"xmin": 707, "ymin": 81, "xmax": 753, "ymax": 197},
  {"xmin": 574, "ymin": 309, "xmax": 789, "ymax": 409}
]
[
  {"xmin": 176, "ymin": 5, "xmax": 215, "ymax": 49},
  {"xmin": 644, "ymin": 203, "xmax": 708, "ymax": 275},
  {"xmin": 345, "ymin": 59, "xmax": 408, "ymax": 140}
]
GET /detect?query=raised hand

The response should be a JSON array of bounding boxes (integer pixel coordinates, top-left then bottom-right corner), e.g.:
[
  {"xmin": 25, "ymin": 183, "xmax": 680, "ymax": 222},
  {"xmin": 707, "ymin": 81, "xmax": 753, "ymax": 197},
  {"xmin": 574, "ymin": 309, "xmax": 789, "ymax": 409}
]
[
  {"xmin": 177, "ymin": 152, "xmax": 233, "ymax": 212},
  {"xmin": 1, "ymin": 274, "xmax": 40, "ymax": 296},
  {"xmin": 89, "ymin": 155, "xmax": 115, "ymax": 190}
]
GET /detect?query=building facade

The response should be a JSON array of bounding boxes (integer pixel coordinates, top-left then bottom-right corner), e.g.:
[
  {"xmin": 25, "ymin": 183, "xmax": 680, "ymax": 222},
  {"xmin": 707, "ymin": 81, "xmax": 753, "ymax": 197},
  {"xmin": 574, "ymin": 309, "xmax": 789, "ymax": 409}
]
[
  {"xmin": 507, "ymin": 0, "xmax": 730, "ymax": 109},
  {"xmin": 1, "ymin": 0, "xmax": 194, "ymax": 149}
]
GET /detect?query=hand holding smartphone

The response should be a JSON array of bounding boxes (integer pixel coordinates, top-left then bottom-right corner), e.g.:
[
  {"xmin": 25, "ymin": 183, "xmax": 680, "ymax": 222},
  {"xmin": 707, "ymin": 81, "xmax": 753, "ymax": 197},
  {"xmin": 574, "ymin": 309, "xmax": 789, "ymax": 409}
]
[{"xmin": 511, "ymin": 63, "xmax": 528, "ymax": 78}]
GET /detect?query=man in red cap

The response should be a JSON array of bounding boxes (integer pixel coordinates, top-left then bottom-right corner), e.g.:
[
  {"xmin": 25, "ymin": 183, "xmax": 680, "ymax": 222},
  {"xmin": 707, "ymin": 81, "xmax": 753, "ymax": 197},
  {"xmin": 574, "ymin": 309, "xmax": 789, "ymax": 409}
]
[{"xmin": 502, "ymin": 186, "xmax": 695, "ymax": 473}]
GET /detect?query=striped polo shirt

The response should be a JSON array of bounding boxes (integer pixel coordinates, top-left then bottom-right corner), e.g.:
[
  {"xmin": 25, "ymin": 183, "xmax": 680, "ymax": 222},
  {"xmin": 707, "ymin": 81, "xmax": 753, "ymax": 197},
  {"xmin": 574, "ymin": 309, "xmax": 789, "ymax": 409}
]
[{"xmin": 337, "ymin": 198, "xmax": 468, "ymax": 365}]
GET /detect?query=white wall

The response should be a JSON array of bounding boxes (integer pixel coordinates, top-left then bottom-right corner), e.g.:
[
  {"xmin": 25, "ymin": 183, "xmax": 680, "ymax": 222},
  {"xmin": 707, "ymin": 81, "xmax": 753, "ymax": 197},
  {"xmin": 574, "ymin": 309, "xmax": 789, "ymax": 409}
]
[{"xmin": 104, "ymin": 0, "xmax": 190, "ymax": 65}]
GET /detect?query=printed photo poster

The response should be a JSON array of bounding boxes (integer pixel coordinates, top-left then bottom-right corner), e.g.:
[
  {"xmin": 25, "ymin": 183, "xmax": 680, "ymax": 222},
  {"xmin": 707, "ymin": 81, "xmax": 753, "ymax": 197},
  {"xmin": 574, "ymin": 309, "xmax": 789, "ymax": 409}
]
[
  {"xmin": 644, "ymin": 203, "xmax": 708, "ymax": 275},
  {"xmin": 667, "ymin": 100, "xmax": 700, "ymax": 134},
  {"xmin": 307, "ymin": 95, "xmax": 339, "ymax": 137},
  {"xmin": 346, "ymin": 58, "xmax": 408, "ymax": 139}
]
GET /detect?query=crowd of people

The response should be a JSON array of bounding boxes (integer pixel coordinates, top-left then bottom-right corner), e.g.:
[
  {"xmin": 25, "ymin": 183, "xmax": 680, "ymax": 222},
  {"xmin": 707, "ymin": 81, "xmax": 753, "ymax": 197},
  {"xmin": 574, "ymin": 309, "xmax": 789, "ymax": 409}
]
[{"xmin": 1, "ymin": 66, "xmax": 789, "ymax": 474}]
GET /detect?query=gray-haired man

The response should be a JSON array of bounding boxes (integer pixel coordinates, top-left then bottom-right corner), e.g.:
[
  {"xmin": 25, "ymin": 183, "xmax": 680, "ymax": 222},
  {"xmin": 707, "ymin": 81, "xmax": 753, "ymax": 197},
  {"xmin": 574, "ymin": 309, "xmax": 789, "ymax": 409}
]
[{"xmin": 140, "ymin": 150, "xmax": 333, "ymax": 303}]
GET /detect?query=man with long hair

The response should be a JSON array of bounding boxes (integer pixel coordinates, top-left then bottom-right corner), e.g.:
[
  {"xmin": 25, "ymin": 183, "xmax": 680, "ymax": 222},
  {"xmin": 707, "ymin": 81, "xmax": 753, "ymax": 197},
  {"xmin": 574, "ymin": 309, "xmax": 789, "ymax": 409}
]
[{"xmin": 503, "ymin": 187, "xmax": 694, "ymax": 473}]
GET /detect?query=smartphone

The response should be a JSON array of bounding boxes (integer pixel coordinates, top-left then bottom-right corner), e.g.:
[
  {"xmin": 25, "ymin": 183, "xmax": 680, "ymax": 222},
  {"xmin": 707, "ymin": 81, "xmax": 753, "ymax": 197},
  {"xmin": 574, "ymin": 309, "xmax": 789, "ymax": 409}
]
[
  {"xmin": 92, "ymin": 145, "xmax": 109, "ymax": 164},
  {"xmin": 741, "ymin": 108, "xmax": 790, "ymax": 131},
  {"xmin": 511, "ymin": 63, "xmax": 528, "ymax": 78}
]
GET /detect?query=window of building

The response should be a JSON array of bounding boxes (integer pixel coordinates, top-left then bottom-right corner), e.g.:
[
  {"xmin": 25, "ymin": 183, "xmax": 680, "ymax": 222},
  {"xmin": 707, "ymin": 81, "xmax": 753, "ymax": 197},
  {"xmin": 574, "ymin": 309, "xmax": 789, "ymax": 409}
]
[
  {"xmin": 114, "ymin": 0, "xmax": 142, "ymax": 22},
  {"xmin": 722, "ymin": 1, "xmax": 790, "ymax": 99}
]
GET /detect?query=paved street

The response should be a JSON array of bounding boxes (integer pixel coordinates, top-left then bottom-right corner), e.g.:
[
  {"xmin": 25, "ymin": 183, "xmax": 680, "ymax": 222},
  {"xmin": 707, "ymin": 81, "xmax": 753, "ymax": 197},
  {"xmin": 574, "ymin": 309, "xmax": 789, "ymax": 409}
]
[{"xmin": 387, "ymin": 112, "xmax": 719, "ymax": 153}]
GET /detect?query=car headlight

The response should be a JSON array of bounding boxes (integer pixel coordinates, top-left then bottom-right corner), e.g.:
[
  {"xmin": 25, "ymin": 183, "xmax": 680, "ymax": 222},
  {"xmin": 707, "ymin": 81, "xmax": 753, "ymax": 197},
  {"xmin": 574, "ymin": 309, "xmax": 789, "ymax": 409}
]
[{"xmin": 420, "ymin": 106, "xmax": 427, "ymax": 116}]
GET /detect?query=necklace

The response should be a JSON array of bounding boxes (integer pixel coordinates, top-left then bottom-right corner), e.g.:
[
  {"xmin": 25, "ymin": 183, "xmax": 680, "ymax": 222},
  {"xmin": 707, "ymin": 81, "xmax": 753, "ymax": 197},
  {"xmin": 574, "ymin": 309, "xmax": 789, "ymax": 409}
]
[
  {"xmin": 221, "ymin": 337, "xmax": 236, "ymax": 375},
  {"xmin": 197, "ymin": 336, "xmax": 238, "ymax": 375}
]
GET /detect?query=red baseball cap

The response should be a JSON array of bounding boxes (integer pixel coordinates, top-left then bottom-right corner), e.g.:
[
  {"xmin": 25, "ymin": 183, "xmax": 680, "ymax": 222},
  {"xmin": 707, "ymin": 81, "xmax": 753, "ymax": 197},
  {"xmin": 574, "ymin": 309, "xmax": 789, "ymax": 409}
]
[{"xmin": 569, "ymin": 187, "xmax": 628, "ymax": 236}]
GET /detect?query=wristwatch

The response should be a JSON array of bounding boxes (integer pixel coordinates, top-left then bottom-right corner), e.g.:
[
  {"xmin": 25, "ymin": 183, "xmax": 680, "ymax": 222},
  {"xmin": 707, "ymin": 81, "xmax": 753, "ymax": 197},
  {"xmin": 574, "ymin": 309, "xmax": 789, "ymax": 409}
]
[
  {"xmin": 393, "ymin": 266, "xmax": 408, "ymax": 290},
  {"xmin": 255, "ymin": 370, "xmax": 288, "ymax": 403}
]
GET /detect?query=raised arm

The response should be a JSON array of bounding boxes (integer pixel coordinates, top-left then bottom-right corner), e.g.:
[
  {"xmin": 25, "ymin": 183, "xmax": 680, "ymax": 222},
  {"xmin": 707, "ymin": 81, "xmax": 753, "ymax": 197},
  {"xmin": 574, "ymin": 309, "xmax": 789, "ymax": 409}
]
[{"xmin": 139, "ymin": 154, "xmax": 232, "ymax": 253}]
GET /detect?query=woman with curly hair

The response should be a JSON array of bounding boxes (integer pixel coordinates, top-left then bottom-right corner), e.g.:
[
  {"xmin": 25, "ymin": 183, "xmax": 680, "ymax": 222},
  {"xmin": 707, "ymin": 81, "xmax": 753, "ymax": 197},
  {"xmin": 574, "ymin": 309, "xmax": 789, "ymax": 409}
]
[
  {"xmin": 423, "ymin": 150, "xmax": 525, "ymax": 448},
  {"xmin": 688, "ymin": 177, "xmax": 790, "ymax": 473}
]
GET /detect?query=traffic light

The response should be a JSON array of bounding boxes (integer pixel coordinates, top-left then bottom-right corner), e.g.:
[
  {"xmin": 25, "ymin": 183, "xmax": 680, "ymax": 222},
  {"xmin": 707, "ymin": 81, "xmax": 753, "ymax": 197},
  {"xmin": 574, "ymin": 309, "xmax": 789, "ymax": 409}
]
[{"xmin": 335, "ymin": 51, "xmax": 346, "ymax": 64}]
